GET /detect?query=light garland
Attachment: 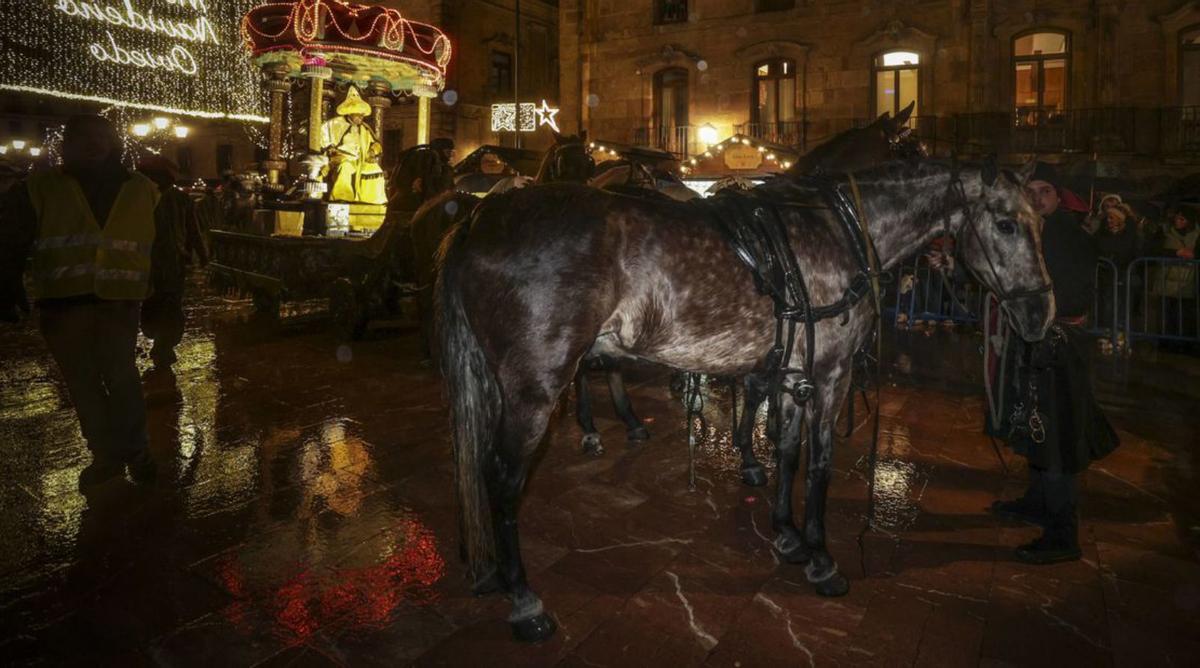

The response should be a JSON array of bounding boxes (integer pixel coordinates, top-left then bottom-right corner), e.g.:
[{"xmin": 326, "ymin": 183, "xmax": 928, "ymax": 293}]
[
  {"xmin": 0, "ymin": 1, "xmax": 267, "ymax": 122},
  {"xmin": 678, "ymin": 134, "xmax": 795, "ymax": 175}
]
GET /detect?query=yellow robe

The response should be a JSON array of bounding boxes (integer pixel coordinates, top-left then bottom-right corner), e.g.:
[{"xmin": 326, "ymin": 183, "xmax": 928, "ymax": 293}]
[{"xmin": 321, "ymin": 117, "xmax": 387, "ymax": 205}]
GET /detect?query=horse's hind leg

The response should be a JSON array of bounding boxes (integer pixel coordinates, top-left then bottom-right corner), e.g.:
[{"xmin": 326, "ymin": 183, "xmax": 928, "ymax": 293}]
[
  {"xmin": 734, "ymin": 374, "xmax": 769, "ymax": 487},
  {"xmin": 488, "ymin": 381, "xmax": 565, "ymax": 642},
  {"xmin": 801, "ymin": 366, "xmax": 853, "ymax": 597},
  {"xmin": 575, "ymin": 367, "xmax": 603, "ymax": 455},
  {"xmin": 606, "ymin": 366, "xmax": 650, "ymax": 443}
]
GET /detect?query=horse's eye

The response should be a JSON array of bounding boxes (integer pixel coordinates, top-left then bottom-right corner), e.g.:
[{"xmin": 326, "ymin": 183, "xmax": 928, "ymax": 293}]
[{"xmin": 996, "ymin": 219, "xmax": 1017, "ymax": 235}]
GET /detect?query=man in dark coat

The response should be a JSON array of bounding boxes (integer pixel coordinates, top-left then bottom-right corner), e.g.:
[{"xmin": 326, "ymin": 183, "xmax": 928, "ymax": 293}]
[{"xmin": 987, "ymin": 161, "xmax": 1120, "ymax": 564}]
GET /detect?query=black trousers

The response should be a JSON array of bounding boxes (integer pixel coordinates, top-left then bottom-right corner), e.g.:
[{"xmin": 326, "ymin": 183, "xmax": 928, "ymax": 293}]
[
  {"xmin": 141, "ymin": 290, "xmax": 184, "ymax": 358},
  {"xmin": 1022, "ymin": 467, "xmax": 1079, "ymax": 545},
  {"xmin": 39, "ymin": 300, "xmax": 148, "ymax": 462}
]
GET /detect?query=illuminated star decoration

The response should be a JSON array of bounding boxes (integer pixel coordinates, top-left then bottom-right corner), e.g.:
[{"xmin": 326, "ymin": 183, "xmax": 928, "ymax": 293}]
[{"xmin": 534, "ymin": 100, "xmax": 560, "ymax": 133}]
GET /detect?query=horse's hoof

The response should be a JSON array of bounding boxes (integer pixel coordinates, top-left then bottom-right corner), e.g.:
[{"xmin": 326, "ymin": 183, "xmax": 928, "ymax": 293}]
[
  {"xmin": 511, "ymin": 612, "xmax": 557, "ymax": 643},
  {"xmin": 627, "ymin": 426, "xmax": 650, "ymax": 442},
  {"xmin": 581, "ymin": 433, "xmax": 604, "ymax": 456},
  {"xmin": 740, "ymin": 463, "xmax": 768, "ymax": 487},
  {"xmin": 774, "ymin": 535, "xmax": 811, "ymax": 564},
  {"xmin": 812, "ymin": 571, "xmax": 850, "ymax": 597}
]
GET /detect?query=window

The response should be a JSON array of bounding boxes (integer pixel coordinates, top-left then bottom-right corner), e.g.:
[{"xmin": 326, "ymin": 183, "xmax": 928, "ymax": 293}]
[
  {"xmin": 753, "ymin": 58, "xmax": 797, "ymax": 127},
  {"xmin": 654, "ymin": 68, "xmax": 689, "ymax": 129},
  {"xmin": 1182, "ymin": 26, "xmax": 1200, "ymax": 106},
  {"xmin": 873, "ymin": 51, "xmax": 919, "ymax": 120},
  {"xmin": 177, "ymin": 146, "xmax": 193, "ymax": 176},
  {"xmin": 489, "ymin": 51, "xmax": 513, "ymax": 97},
  {"xmin": 655, "ymin": 0, "xmax": 687, "ymax": 24},
  {"xmin": 756, "ymin": 0, "xmax": 795, "ymax": 11},
  {"xmin": 216, "ymin": 144, "xmax": 234, "ymax": 174},
  {"xmin": 1013, "ymin": 31, "xmax": 1069, "ymax": 126}
]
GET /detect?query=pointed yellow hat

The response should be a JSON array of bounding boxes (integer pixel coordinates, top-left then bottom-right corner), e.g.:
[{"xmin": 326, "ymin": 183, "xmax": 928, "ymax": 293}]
[{"xmin": 337, "ymin": 86, "xmax": 371, "ymax": 116}]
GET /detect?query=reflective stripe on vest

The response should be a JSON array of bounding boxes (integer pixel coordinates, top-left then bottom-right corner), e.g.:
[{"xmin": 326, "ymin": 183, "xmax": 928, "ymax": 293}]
[{"xmin": 28, "ymin": 170, "xmax": 158, "ymax": 300}]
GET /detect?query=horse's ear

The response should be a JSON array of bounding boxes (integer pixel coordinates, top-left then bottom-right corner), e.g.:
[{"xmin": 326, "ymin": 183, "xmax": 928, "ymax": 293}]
[
  {"xmin": 981, "ymin": 155, "xmax": 999, "ymax": 187},
  {"xmin": 892, "ymin": 101, "xmax": 915, "ymax": 129},
  {"xmin": 874, "ymin": 110, "xmax": 891, "ymax": 125},
  {"xmin": 1014, "ymin": 159, "xmax": 1037, "ymax": 184}
]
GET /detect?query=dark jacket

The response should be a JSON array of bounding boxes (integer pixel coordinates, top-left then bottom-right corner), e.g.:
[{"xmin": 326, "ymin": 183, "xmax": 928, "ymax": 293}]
[
  {"xmin": 1041, "ymin": 209, "xmax": 1097, "ymax": 319},
  {"xmin": 1093, "ymin": 220, "xmax": 1146, "ymax": 270}
]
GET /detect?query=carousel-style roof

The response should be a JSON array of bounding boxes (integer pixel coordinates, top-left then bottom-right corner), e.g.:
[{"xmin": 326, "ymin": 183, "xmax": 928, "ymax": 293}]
[{"xmin": 242, "ymin": 0, "xmax": 451, "ymax": 94}]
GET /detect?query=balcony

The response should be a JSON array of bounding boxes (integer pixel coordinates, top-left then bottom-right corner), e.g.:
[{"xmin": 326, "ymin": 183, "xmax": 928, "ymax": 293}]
[
  {"xmin": 733, "ymin": 120, "xmax": 806, "ymax": 149},
  {"xmin": 655, "ymin": 0, "xmax": 688, "ymax": 25},
  {"xmin": 634, "ymin": 125, "xmax": 693, "ymax": 157}
]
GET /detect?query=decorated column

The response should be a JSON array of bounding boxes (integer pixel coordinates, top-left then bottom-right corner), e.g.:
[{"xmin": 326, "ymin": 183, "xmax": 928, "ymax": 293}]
[
  {"xmin": 413, "ymin": 83, "xmax": 438, "ymax": 146},
  {"xmin": 365, "ymin": 78, "xmax": 393, "ymax": 140},
  {"xmin": 262, "ymin": 61, "xmax": 292, "ymax": 187}
]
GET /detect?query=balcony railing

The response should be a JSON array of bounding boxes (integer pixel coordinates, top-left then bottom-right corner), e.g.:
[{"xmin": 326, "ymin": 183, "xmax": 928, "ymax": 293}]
[
  {"xmin": 634, "ymin": 125, "xmax": 693, "ymax": 157},
  {"xmin": 655, "ymin": 0, "xmax": 688, "ymax": 24},
  {"xmin": 733, "ymin": 120, "xmax": 806, "ymax": 148}
]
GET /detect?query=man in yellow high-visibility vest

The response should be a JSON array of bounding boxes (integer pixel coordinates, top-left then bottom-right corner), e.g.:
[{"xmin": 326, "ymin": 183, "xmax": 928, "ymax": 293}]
[{"xmin": 1, "ymin": 115, "xmax": 164, "ymax": 491}]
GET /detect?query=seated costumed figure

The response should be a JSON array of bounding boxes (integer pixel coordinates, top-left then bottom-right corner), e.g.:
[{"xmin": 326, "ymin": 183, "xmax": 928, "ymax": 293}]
[{"xmin": 321, "ymin": 87, "xmax": 387, "ymax": 204}]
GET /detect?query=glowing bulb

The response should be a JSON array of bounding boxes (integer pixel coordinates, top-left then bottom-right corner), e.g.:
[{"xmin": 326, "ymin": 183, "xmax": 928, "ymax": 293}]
[
  {"xmin": 29, "ymin": 147, "xmax": 41, "ymax": 157},
  {"xmin": 0, "ymin": 145, "xmax": 7, "ymax": 154},
  {"xmin": 741, "ymin": 138, "xmax": 750, "ymax": 145},
  {"xmin": 132, "ymin": 124, "xmax": 151, "ymax": 137},
  {"xmin": 11, "ymin": 140, "xmax": 26, "ymax": 149},
  {"xmin": 757, "ymin": 146, "xmax": 766, "ymax": 153},
  {"xmin": 766, "ymin": 153, "xmax": 775, "ymax": 160},
  {"xmin": 698, "ymin": 123, "xmax": 719, "ymax": 145},
  {"xmin": 174, "ymin": 125, "xmax": 190, "ymax": 138},
  {"xmin": 153, "ymin": 117, "xmax": 170, "ymax": 130}
]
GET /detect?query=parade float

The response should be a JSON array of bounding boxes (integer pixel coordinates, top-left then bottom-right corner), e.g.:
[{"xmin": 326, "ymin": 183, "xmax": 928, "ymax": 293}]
[{"xmin": 207, "ymin": 0, "xmax": 451, "ymax": 334}]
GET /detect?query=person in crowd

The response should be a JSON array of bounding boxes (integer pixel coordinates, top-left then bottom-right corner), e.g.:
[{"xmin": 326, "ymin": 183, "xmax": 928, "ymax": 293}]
[
  {"xmin": 0, "ymin": 115, "xmax": 164, "ymax": 490},
  {"xmin": 1151, "ymin": 204, "xmax": 1199, "ymax": 345},
  {"xmin": 1084, "ymin": 192, "xmax": 1125, "ymax": 235},
  {"xmin": 136, "ymin": 156, "xmax": 209, "ymax": 367}
]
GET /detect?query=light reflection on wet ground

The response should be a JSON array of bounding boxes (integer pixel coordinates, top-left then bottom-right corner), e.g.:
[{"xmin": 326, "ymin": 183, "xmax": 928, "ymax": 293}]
[{"xmin": 0, "ymin": 275, "xmax": 1197, "ymax": 665}]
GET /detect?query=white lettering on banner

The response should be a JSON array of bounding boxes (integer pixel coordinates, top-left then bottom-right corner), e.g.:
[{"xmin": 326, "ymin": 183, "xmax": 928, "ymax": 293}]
[
  {"xmin": 89, "ymin": 30, "xmax": 199, "ymax": 76},
  {"xmin": 54, "ymin": 0, "xmax": 219, "ymax": 44}
]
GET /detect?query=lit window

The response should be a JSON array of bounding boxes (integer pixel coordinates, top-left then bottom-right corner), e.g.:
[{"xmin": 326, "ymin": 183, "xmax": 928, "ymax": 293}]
[
  {"xmin": 1012, "ymin": 31, "xmax": 1070, "ymax": 125},
  {"xmin": 752, "ymin": 59, "xmax": 797, "ymax": 127},
  {"xmin": 874, "ymin": 51, "xmax": 919, "ymax": 120},
  {"xmin": 880, "ymin": 51, "xmax": 920, "ymax": 67},
  {"xmin": 1183, "ymin": 27, "xmax": 1200, "ymax": 106}
]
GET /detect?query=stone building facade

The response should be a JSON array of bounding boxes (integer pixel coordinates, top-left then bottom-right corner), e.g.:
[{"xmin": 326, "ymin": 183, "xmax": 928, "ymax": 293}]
[
  {"xmin": 558, "ymin": 0, "xmax": 1200, "ymax": 165},
  {"xmin": 378, "ymin": 0, "xmax": 562, "ymax": 159}
]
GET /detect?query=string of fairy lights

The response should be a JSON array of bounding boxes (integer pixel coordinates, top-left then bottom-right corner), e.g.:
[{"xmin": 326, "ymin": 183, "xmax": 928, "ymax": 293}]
[
  {"xmin": 588, "ymin": 135, "xmax": 796, "ymax": 175},
  {"xmin": 0, "ymin": 0, "xmax": 267, "ymax": 123}
]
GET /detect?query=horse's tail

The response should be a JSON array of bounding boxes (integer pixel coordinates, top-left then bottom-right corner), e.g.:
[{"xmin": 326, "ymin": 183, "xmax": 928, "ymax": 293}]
[{"xmin": 435, "ymin": 222, "xmax": 500, "ymax": 584}]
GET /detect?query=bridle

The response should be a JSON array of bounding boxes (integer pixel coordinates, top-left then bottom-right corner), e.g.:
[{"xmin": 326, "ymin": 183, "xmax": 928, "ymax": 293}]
[{"xmin": 941, "ymin": 163, "xmax": 1054, "ymax": 309}]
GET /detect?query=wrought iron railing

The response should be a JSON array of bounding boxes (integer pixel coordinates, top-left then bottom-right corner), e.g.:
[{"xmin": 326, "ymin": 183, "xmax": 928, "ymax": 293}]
[
  {"xmin": 733, "ymin": 120, "xmax": 806, "ymax": 148},
  {"xmin": 634, "ymin": 125, "xmax": 693, "ymax": 157}
]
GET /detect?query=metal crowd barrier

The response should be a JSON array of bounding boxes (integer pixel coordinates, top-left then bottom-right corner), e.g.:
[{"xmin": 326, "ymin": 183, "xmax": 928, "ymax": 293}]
[
  {"xmin": 891, "ymin": 254, "xmax": 985, "ymax": 326},
  {"xmin": 1125, "ymin": 257, "xmax": 1200, "ymax": 344},
  {"xmin": 1087, "ymin": 257, "xmax": 1121, "ymax": 348},
  {"xmin": 888, "ymin": 255, "xmax": 1200, "ymax": 352}
]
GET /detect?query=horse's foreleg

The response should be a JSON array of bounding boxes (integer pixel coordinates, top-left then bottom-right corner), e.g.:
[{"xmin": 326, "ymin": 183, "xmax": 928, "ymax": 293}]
[
  {"xmin": 770, "ymin": 393, "xmax": 809, "ymax": 563},
  {"xmin": 606, "ymin": 365, "xmax": 650, "ymax": 443},
  {"xmin": 735, "ymin": 374, "xmax": 769, "ymax": 487},
  {"xmin": 802, "ymin": 369, "xmax": 853, "ymax": 597},
  {"xmin": 574, "ymin": 367, "xmax": 603, "ymax": 455}
]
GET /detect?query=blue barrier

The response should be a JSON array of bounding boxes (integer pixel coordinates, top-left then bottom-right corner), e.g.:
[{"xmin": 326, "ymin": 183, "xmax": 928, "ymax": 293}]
[
  {"xmin": 1125, "ymin": 257, "xmax": 1200, "ymax": 344},
  {"xmin": 892, "ymin": 254, "xmax": 985, "ymax": 326},
  {"xmin": 1086, "ymin": 257, "xmax": 1121, "ymax": 350}
]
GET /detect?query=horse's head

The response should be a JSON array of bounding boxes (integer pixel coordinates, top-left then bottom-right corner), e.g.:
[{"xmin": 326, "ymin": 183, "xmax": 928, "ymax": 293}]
[
  {"xmin": 541, "ymin": 130, "xmax": 595, "ymax": 183},
  {"xmin": 790, "ymin": 101, "xmax": 922, "ymax": 176},
  {"xmin": 955, "ymin": 160, "xmax": 1055, "ymax": 342}
]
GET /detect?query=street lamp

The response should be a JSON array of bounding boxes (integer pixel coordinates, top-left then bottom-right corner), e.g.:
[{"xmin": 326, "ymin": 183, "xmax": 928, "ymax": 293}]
[
  {"xmin": 173, "ymin": 125, "xmax": 190, "ymax": 139},
  {"xmin": 11, "ymin": 139, "xmax": 26, "ymax": 150},
  {"xmin": 698, "ymin": 123, "xmax": 719, "ymax": 146},
  {"xmin": 132, "ymin": 123, "xmax": 151, "ymax": 137}
]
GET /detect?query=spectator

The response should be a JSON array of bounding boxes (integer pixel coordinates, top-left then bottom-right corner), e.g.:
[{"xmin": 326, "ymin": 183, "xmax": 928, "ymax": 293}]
[
  {"xmin": 136, "ymin": 156, "xmax": 209, "ymax": 367},
  {"xmin": 1151, "ymin": 205, "xmax": 1199, "ymax": 344}
]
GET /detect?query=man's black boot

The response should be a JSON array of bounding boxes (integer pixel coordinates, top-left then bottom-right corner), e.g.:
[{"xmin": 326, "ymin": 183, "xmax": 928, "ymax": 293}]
[
  {"xmin": 78, "ymin": 457, "xmax": 124, "ymax": 491},
  {"xmin": 989, "ymin": 470, "xmax": 1048, "ymax": 526},
  {"xmin": 126, "ymin": 450, "xmax": 157, "ymax": 486}
]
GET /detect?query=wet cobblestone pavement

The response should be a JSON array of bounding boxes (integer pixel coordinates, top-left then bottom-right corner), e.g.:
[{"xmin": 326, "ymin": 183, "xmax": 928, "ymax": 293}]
[{"xmin": 1, "ymin": 278, "xmax": 1198, "ymax": 666}]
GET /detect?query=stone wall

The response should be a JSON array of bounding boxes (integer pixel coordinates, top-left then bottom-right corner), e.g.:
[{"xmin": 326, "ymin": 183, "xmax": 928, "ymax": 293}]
[{"xmin": 558, "ymin": 0, "xmax": 1200, "ymax": 152}]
